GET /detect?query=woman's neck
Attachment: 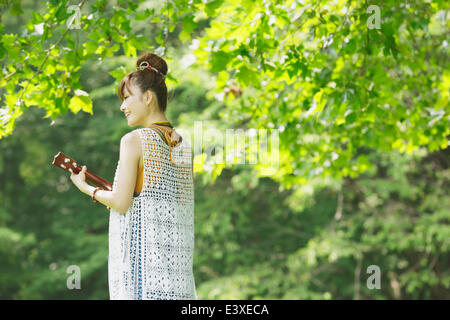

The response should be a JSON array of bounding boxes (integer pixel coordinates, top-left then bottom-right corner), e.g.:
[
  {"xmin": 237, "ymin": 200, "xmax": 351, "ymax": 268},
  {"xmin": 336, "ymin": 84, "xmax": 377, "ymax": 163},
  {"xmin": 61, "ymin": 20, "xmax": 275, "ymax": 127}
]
[{"xmin": 143, "ymin": 114, "xmax": 170, "ymax": 128}]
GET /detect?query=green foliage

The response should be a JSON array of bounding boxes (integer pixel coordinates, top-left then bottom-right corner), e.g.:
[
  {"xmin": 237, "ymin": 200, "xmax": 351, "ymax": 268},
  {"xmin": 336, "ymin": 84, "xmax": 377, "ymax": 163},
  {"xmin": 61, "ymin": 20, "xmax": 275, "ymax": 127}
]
[
  {"xmin": 0, "ymin": 0, "xmax": 448, "ymax": 300},
  {"xmin": 192, "ymin": 0, "xmax": 449, "ymax": 189},
  {"xmin": 195, "ymin": 148, "xmax": 449, "ymax": 299}
]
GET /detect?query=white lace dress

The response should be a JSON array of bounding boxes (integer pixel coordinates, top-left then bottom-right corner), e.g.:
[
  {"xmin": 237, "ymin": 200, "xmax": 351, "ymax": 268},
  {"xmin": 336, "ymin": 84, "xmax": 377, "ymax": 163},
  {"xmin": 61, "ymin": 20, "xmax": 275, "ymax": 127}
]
[{"xmin": 108, "ymin": 128, "xmax": 197, "ymax": 300}]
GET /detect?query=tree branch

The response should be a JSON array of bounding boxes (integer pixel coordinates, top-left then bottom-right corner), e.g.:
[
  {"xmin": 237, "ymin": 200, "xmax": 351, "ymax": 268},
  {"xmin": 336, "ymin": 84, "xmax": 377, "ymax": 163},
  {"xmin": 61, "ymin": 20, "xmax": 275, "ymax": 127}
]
[{"xmin": 18, "ymin": 0, "xmax": 88, "ymax": 108}]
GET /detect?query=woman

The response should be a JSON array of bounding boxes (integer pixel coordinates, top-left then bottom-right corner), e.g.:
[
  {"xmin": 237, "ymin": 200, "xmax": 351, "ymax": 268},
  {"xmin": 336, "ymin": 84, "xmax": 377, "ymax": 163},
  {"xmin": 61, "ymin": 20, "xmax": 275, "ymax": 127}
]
[{"xmin": 69, "ymin": 52, "xmax": 197, "ymax": 300}]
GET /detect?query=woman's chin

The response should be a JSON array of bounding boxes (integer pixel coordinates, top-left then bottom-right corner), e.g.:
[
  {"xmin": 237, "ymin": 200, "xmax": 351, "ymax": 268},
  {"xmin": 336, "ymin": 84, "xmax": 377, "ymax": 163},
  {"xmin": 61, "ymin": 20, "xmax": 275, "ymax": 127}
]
[{"xmin": 126, "ymin": 117, "xmax": 138, "ymax": 127}]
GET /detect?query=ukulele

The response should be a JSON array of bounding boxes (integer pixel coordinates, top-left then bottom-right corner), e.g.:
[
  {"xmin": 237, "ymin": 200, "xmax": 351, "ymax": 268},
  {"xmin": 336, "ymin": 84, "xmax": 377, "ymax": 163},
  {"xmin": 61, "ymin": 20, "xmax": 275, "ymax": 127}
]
[{"xmin": 52, "ymin": 151, "xmax": 113, "ymax": 191}]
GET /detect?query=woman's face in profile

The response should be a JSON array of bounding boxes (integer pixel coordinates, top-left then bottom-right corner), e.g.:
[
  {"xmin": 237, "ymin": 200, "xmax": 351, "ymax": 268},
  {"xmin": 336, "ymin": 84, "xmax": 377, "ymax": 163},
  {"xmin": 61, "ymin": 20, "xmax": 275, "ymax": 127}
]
[{"xmin": 120, "ymin": 81, "xmax": 148, "ymax": 127}]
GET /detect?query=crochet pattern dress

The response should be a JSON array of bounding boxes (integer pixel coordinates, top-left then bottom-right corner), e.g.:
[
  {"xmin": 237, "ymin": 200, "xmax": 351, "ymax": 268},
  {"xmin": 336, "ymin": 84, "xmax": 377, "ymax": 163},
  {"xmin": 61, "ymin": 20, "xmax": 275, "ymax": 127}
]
[{"xmin": 108, "ymin": 127, "xmax": 197, "ymax": 300}]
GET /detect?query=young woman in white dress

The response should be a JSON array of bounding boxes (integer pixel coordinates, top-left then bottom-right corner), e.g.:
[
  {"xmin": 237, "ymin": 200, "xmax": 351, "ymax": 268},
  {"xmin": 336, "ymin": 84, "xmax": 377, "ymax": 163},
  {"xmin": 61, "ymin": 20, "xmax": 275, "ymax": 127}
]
[{"xmin": 70, "ymin": 52, "xmax": 197, "ymax": 300}]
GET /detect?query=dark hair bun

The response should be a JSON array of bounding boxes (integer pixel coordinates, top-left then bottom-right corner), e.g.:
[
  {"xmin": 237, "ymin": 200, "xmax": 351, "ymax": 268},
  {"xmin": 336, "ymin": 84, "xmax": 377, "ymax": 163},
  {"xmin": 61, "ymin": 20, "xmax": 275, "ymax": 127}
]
[
  {"xmin": 136, "ymin": 52, "xmax": 168, "ymax": 77},
  {"xmin": 118, "ymin": 52, "xmax": 169, "ymax": 112}
]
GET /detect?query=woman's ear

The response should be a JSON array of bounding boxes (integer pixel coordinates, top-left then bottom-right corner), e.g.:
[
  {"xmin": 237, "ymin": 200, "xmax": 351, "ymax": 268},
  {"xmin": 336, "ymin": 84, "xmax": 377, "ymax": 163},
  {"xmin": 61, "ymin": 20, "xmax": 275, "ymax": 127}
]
[{"xmin": 145, "ymin": 90, "xmax": 153, "ymax": 107}]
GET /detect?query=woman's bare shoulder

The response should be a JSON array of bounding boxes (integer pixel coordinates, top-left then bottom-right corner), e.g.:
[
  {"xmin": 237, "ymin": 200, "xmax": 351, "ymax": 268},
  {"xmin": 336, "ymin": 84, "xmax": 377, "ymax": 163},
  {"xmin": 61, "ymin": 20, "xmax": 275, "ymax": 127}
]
[
  {"xmin": 120, "ymin": 130, "xmax": 141, "ymax": 156},
  {"xmin": 121, "ymin": 130, "xmax": 140, "ymax": 143}
]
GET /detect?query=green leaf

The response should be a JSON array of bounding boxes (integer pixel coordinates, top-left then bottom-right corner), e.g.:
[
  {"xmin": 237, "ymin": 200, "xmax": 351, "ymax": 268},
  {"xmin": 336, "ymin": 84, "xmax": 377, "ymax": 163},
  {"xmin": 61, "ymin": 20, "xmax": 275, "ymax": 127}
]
[
  {"xmin": 151, "ymin": 16, "xmax": 161, "ymax": 23},
  {"xmin": 109, "ymin": 67, "xmax": 127, "ymax": 81},
  {"xmin": 179, "ymin": 30, "xmax": 191, "ymax": 43},
  {"xmin": 155, "ymin": 31, "xmax": 164, "ymax": 45},
  {"xmin": 0, "ymin": 42, "xmax": 5, "ymax": 59},
  {"xmin": 345, "ymin": 38, "xmax": 356, "ymax": 54},
  {"xmin": 32, "ymin": 12, "xmax": 44, "ymax": 23},
  {"xmin": 63, "ymin": 51, "xmax": 77, "ymax": 65},
  {"xmin": 236, "ymin": 65, "xmax": 258, "ymax": 87},
  {"xmin": 210, "ymin": 50, "xmax": 231, "ymax": 73},
  {"xmin": 345, "ymin": 111, "xmax": 357, "ymax": 125},
  {"xmin": 205, "ymin": 0, "xmax": 224, "ymax": 16},
  {"xmin": 69, "ymin": 94, "xmax": 92, "ymax": 115},
  {"xmin": 2, "ymin": 34, "xmax": 17, "ymax": 49},
  {"xmin": 83, "ymin": 41, "xmax": 98, "ymax": 55},
  {"xmin": 123, "ymin": 41, "xmax": 136, "ymax": 57},
  {"xmin": 182, "ymin": 14, "xmax": 198, "ymax": 34},
  {"xmin": 329, "ymin": 14, "xmax": 339, "ymax": 25},
  {"xmin": 55, "ymin": 2, "xmax": 67, "ymax": 20},
  {"xmin": 10, "ymin": 0, "xmax": 24, "ymax": 16}
]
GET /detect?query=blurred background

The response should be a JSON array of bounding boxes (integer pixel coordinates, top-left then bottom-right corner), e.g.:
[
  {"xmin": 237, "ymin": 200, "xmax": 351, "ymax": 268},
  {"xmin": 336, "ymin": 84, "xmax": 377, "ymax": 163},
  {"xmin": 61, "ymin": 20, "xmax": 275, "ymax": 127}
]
[{"xmin": 0, "ymin": 0, "xmax": 448, "ymax": 299}]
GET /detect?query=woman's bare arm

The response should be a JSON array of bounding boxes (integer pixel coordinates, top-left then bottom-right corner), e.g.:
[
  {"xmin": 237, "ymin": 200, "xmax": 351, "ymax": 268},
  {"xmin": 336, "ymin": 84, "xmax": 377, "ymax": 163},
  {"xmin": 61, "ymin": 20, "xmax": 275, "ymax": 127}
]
[{"xmin": 80, "ymin": 131, "xmax": 140, "ymax": 214}]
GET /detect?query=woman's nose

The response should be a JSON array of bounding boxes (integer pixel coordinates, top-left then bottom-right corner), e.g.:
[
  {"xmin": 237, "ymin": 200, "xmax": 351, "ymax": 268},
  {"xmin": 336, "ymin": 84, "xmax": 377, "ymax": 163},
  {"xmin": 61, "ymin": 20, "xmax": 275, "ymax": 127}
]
[{"xmin": 120, "ymin": 102, "xmax": 126, "ymax": 112}]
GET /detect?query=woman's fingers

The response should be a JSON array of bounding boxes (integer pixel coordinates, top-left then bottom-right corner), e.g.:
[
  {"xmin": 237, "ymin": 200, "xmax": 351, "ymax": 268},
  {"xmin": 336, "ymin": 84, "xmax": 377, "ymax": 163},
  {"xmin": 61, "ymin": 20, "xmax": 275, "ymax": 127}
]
[{"xmin": 69, "ymin": 166, "xmax": 86, "ymax": 175}]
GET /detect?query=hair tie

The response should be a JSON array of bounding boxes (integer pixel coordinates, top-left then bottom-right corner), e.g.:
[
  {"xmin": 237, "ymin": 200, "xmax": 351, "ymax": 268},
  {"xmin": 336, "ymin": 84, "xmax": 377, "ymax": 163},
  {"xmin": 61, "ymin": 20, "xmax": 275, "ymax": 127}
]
[{"xmin": 137, "ymin": 61, "xmax": 167, "ymax": 80}]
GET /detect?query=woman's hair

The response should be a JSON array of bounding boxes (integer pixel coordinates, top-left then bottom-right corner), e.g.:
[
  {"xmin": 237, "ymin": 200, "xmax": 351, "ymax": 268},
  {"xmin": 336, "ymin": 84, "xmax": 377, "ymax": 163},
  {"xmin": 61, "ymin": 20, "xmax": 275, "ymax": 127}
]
[{"xmin": 118, "ymin": 52, "xmax": 168, "ymax": 112}]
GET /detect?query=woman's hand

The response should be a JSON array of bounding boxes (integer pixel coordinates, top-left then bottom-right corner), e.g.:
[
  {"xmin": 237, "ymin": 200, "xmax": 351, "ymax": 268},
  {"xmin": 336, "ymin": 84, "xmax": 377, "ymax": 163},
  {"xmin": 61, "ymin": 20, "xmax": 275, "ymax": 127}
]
[{"xmin": 69, "ymin": 165, "xmax": 88, "ymax": 191}]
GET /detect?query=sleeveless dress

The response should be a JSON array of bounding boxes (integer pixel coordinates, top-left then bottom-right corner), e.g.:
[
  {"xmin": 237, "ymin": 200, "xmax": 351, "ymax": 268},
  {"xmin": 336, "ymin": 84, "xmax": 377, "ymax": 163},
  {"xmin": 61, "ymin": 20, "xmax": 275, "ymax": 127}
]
[{"xmin": 108, "ymin": 127, "xmax": 197, "ymax": 300}]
